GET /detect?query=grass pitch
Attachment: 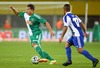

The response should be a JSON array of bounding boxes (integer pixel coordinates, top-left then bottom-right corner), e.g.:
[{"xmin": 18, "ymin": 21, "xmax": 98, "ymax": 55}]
[{"xmin": 0, "ymin": 41, "xmax": 100, "ymax": 68}]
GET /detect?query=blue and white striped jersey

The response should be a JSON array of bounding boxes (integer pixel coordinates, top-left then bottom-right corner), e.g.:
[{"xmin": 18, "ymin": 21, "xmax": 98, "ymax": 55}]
[{"xmin": 63, "ymin": 12, "xmax": 84, "ymax": 36}]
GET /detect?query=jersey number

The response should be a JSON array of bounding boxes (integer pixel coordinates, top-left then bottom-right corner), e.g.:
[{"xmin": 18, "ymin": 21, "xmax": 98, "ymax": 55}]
[{"xmin": 72, "ymin": 18, "xmax": 80, "ymax": 27}]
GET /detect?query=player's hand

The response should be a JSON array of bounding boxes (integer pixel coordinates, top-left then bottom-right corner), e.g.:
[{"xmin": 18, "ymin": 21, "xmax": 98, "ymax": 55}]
[
  {"xmin": 59, "ymin": 37, "xmax": 63, "ymax": 43},
  {"xmin": 10, "ymin": 6, "xmax": 14, "ymax": 9},
  {"xmin": 50, "ymin": 31, "xmax": 54, "ymax": 37},
  {"xmin": 84, "ymin": 33, "xmax": 88, "ymax": 38}
]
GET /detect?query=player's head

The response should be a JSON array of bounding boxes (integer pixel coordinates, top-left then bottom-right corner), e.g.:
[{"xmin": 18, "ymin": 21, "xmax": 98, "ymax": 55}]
[
  {"xmin": 63, "ymin": 4, "xmax": 70, "ymax": 14},
  {"xmin": 26, "ymin": 4, "xmax": 35, "ymax": 15}
]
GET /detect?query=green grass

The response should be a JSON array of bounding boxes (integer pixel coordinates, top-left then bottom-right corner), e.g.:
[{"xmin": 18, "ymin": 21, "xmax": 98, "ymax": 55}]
[{"xmin": 0, "ymin": 41, "xmax": 100, "ymax": 68}]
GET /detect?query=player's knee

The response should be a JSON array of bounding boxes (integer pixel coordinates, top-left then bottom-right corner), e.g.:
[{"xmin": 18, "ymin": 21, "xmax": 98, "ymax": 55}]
[
  {"xmin": 78, "ymin": 50, "xmax": 82, "ymax": 54},
  {"xmin": 65, "ymin": 42, "xmax": 70, "ymax": 48},
  {"xmin": 32, "ymin": 43, "xmax": 37, "ymax": 47},
  {"xmin": 77, "ymin": 48, "xmax": 83, "ymax": 54}
]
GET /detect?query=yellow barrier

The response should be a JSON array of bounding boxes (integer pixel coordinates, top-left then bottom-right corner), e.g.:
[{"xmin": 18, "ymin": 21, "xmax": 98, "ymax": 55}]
[{"xmin": 0, "ymin": 1, "xmax": 100, "ymax": 15}]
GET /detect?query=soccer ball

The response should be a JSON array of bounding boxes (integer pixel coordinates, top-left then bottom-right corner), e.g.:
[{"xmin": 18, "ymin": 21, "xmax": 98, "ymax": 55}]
[{"xmin": 31, "ymin": 56, "xmax": 40, "ymax": 64}]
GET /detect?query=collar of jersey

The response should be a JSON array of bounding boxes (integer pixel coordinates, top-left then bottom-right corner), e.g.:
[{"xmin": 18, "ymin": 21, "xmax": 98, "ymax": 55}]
[{"xmin": 66, "ymin": 12, "xmax": 71, "ymax": 15}]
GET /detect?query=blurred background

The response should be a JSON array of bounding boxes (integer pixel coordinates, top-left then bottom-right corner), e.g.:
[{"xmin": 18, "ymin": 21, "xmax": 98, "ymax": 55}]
[{"xmin": 0, "ymin": 0, "xmax": 100, "ymax": 42}]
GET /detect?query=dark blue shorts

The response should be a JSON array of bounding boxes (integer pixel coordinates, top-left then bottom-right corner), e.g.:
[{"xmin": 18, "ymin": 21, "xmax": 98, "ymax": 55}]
[{"xmin": 67, "ymin": 36, "xmax": 84, "ymax": 48}]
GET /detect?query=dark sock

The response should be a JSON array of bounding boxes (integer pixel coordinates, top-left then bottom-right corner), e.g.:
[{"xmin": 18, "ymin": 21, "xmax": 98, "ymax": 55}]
[
  {"xmin": 81, "ymin": 50, "xmax": 96, "ymax": 62},
  {"xmin": 66, "ymin": 47, "xmax": 72, "ymax": 62}
]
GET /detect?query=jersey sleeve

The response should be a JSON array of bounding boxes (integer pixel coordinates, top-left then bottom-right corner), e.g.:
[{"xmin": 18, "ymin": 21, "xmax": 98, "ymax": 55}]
[
  {"xmin": 78, "ymin": 18, "xmax": 82, "ymax": 23},
  {"xmin": 63, "ymin": 16, "xmax": 71, "ymax": 27},
  {"xmin": 38, "ymin": 16, "xmax": 47, "ymax": 24},
  {"xmin": 18, "ymin": 12, "xmax": 25, "ymax": 18}
]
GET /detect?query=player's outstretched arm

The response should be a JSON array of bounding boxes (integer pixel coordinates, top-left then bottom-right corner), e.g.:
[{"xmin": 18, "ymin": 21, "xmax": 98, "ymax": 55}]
[
  {"xmin": 45, "ymin": 22, "xmax": 54, "ymax": 37},
  {"xmin": 59, "ymin": 26, "xmax": 68, "ymax": 43},
  {"xmin": 80, "ymin": 22, "xmax": 88, "ymax": 37},
  {"xmin": 10, "ymin": 6, "xmax": 19, "ymax": 16}
]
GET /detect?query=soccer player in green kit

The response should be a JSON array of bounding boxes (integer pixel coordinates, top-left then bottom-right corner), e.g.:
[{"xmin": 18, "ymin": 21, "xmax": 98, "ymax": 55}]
[{"xmin": 10, "ymin": 4, "xmax": 56, "ymax": 64}]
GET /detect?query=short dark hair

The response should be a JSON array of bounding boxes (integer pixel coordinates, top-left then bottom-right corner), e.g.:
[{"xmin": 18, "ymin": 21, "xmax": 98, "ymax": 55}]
[
  {"xmin": 27, "ymin": 4, "xmax": 35, "ymax": 10},
  {"xmin": 64, "ymin": 4, "xmax": 70, "ymax": 11}
]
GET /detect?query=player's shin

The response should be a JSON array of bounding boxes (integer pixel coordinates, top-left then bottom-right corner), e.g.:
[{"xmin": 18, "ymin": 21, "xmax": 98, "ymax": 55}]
[
  {"xmin": 33, "ymin": 45, "xmax": 44, "ymax": 58},
  {"xmin": 81, "ymin": 50, "xmax": 96, "ymax": 62},
  {"xmin": 66, "ymin": 47, "xmax": 72, "ymax": 62},
  {"xmin": 43, "ymin": 51, "xmax": 54, "ymax": 61}
]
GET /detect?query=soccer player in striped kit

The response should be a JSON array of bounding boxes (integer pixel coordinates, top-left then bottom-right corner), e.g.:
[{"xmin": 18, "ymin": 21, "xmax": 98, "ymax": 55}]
[{"xmin": 59, "ymin": 4, "xmax": 99, "ymax": 67}]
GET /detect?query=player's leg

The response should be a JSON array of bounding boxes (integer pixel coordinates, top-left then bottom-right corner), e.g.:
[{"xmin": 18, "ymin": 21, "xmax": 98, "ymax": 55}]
[
  {"xmin": 38, "ymin": 34, "xmax": 56, "ymax": 64},
  {"xmin": 65, "ymin": 42, "xmax": 72, "ymax": 62},
  {"xmin": 32, "ymin": 43, "xmax": 43, "ymax": 58},
  {"xmin": 31, "ymin": 33, "xmax": 56, "ymax": 64},
  {"xmin": 74, "ymin": 36, "xmax": 99, "ymax": 67},
  {"xmin": 63, "ymin": 36, "xmax": 73, "ymax": 66},
  {"xmin": 41, "ymin": 50, "xmax": 56, "ymax": 63},
  {"xmin": 77, "ymin": 48, "xmax": 99, "ymax": 67},
  {"xmin": 77, "ymin": 48, "xmax": 96, "ymax": 62},
  {"xmin": 32, "ymin": 43, "xmax": 48, "ymax": 62},
  {"xmin": 38, "ymin": 34, "xmax": 54, "ymax": 61},
  {"xmin": 43, "ymin": 51, "xmax": 54, "ymax": 61},
  {"xmin": 30, "ymin": 34, "xmax": 47, "ymax": 62}
]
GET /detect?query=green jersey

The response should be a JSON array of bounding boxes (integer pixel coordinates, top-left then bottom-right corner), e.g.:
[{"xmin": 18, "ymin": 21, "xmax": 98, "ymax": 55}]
[{"xmin": 18, "ymin": 12, "xmax": 46, "ymax": 36}]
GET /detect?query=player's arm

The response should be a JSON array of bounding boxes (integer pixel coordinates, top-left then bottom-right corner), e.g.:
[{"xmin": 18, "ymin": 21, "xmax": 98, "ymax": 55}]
[
  {"xmin": 45, "ymin": 22, "xmax": 54, "ymax": 36},
  {"xmin": 59, "ymin": 26, "xmax": 68, "ymax": 43},
  {"xmin": 10, "ymin": 6, "xmax": 19, "ymax": 16},
  {"xmin": 80, "ymin": 22, "xmax": 88, "ymax": 37},
  {"xmin": 59, "ymin": 16, "xmax": 70, "ymax": 43},
  {"xmin": 37, "ymin": 16, "xmax": 54, "ymax": 36}
]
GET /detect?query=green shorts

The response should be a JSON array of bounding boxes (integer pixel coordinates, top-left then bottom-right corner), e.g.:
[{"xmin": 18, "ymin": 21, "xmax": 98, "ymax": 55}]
[{"xmin": 30, "ymin": 33, "xmax": 42, "ymax": 45}]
